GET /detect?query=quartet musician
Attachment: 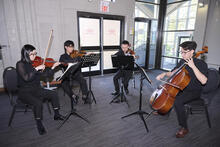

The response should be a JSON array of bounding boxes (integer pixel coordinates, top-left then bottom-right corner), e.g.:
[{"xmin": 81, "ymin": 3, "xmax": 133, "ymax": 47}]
[
  {"xmin": 111, "ymin": 40, "xmax": 137, "ymax": 98},
  {"xmin": 59, "ymin": 40, "xmax": 92, "ymax": 104},
  {"xmin": 16, "ymin": 44, "xmax": 65, "ymax": 135},
  {"xmin": 156, "ymin": 41, "xmax": 208, "ymax": 138}
]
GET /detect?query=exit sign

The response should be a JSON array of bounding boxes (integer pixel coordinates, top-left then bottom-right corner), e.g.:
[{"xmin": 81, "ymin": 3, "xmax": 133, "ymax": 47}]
[{"xmin": 100, "ymin": 1, "xmax": 109, "ymax": 12}]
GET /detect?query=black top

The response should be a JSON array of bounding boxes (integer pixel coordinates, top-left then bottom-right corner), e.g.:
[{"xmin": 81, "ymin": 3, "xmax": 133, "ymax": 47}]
[
  {"xmin": 113, "ymin": 50, "xmax": 134, "ymax": 70},
  {"xmin": 16, "ymin": 61, "xmax": 54, "ymax": 88},
  {"xmin": 172, "ymin": 58, "xmax": 208, "ymax": 92},
  {"xmin": 115, "ymin": 50, "xmax": 125, "ymax": 56},
  {"xmin": 59, "ymin": 53, "xmax": 81, "ymax": 63}
]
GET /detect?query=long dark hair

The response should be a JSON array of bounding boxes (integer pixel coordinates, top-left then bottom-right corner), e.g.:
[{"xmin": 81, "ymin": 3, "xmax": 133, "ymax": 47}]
[{"xmin": 21, "ymin": 44, "xmax": 36, "ymax": 63}]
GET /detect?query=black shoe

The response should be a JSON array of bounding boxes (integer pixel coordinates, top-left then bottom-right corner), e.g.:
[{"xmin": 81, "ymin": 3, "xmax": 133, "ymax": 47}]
[
  {"xmin": 36, "ymin": 121, "xmax": 47, "ymax": 135},
  {"xmin": 125, "ymin": 89, "xmax": 129, "ymax": 94},
  {"xmin": 83, "ymin": 97, "xmax": 92, "ymax": 104},
  {"xmin": 112, "ymin": 98, "xmax": 120, "ymax": 103},
  {"xmin": 111, "ymin": 91, "xmax": 119, "ymax": 96},
  {"xmin": 54, "ymin": 114, "xmax": 65, "ymax": 120}
]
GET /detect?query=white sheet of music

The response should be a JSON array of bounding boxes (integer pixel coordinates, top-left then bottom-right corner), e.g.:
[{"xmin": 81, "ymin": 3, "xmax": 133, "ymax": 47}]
[{"xmin": 57, "ymin": 62, "xmax": 78, "ymax": 81}]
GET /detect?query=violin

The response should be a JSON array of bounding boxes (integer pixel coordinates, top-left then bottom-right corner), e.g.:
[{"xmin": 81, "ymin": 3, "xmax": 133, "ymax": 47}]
[
  {"xmin": 125, "ymin": 49, "xmax": 135, "ymax": 56},
  {"xmin": 125, "ymin": 48, "xmax": 140, "ymax": 59},
  {"xmin": 149, "ymin": 46, "xmax": 208, "ymax": 115},
  {"xmin": 32, "ymin": 56, "xmax": 67, "ymax": 67},
  {"xmin": 70, "ymin": 50, "xmax": 87, "ymax": 58}
]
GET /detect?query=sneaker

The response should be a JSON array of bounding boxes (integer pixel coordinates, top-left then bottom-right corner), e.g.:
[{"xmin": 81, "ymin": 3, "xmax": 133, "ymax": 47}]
[
  {"xmin": 82, "ymin": 95, "xmax": 92, "ymax": 104},
  {"xmin": 54, "ymin": 114, "xmax": 65, "ymax": 121},
  {"xmin": 36, "ymin": 121, "xmax": 47, "ymax": 135},
  {"xmin": 112, "ymin": 98, "xmax": 120, "ymax": 103},
  {"xmin": 111, "ymin": 91, "xmax": 119, "ymax": 96}
]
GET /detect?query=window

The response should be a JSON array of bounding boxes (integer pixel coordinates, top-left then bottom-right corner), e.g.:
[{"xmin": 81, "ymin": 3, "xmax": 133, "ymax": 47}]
[
  {"xmin": 161, "ymin": 0, "xmax": 198, "ymax": 70},
  {"xmin": 103, "ymin": 19, "xmax": 121, "ymax": 46},
  {"xmin": 135, "ymin": 1, "xmax": 159, "ymax": 68},
  {"xmin": 135, "ymin": 1, "xmax": 159, "ymax": 19},
  {"xmin": 78, "ymin": 12, "xmax": 124, "ymax": 74},
  {"xmin": 79, "ymin": 18, "xmax": 100, "ymax": 47}
]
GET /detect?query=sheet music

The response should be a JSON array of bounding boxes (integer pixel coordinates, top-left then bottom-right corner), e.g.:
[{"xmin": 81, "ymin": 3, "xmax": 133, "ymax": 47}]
[{"xmin": 57, "ymin": 62, "xmax": 78, "ymax": 81}]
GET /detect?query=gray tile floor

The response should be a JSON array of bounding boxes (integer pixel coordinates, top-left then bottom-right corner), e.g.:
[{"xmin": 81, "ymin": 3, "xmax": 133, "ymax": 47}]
[{"xmin": 0, "ymin": 70, "xmax": 220, "ymax": 147}]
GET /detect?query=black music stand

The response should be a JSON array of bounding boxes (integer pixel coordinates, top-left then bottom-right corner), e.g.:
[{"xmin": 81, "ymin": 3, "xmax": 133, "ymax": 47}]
[
  {"xmin": 81, "ymin": 53, "xmax": 100, "ymax": 104},
  {"xmin": 121, "ymin": 63, "xmax": 153, "ymax": 132},
  {"xmin": 110, "ymin": 55, "xmax": 134, "ymax": 106},
  {"xmin": 57, "ymin": 62, "xmax": 90, "ymax": 129}
]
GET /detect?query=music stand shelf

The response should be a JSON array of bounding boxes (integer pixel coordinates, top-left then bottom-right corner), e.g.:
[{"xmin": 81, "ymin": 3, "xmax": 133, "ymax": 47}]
[{"xmin": 81, "ymin": 53, "xmax": 100, "ymax": 104}]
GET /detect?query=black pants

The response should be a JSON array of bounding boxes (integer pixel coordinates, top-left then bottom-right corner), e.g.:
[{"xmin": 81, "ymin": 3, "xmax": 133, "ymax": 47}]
[
  {"xmin": 174, "ymin": 90, "xmax": 201, "ymax": 129},
  {"xmin": 61, "ymin": 70, "xmax": 88, "ymax": 98},
  {"xmin": 113, "ymin": 69, "xmax": 132, "ymax": 93},
  {"xmin": 18, "ymin": 87, "xmax": 60, "ymax": 120}
]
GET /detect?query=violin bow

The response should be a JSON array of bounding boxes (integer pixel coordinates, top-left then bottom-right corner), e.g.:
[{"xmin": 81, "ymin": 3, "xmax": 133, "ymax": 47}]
[{"xmin": 43, "ymin": 29, "xmax": 53, "ymax": 65}]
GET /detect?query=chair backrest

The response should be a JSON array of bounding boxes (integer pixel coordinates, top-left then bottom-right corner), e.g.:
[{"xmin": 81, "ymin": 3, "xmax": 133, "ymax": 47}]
[
  {"xmin": 201, "ymin": 68, "xmax": 220, "ymax": 104},
  {"xmin": 202, "ymin": 68, "xmax": 220, "ymax": 93},
  {"xmin": 3, "ymin": 67, "xmax": 18, "ymax": 105}
]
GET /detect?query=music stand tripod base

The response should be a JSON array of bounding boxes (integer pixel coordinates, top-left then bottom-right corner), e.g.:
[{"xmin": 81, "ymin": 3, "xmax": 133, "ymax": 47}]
[
  {"xmin": 57, "ymin": 96, "xmax": 90, "ymax": 130},
  {"xmin": 109, "ymin": 79, "xmax": 129, "ymax": 107},
  {"xmin": 121, "ymin": 67, "xmax": 153, "ymax": 133}
]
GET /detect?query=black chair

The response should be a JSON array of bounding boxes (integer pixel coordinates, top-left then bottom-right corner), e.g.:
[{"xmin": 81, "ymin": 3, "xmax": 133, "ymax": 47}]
[
  {"xmin": 185, "ymin": 68, "xmax": 220, "ymax": 128},
  {"xmin": 3, "ymin": 67, "xmax": 51, "ymax": 127}
]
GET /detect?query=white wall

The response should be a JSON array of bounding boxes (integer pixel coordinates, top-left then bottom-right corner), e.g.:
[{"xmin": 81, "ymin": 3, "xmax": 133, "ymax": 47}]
[
  {"xmin": 204, "ymin": 0, "xmax": 220, "ymax": 69},
  {"xmin": 0, "ymin": 0, "xmax": 135, "ymax": 87},
  {"xmin": 194, "ymin": 0, "xmax": 220, "ymax": 69}
]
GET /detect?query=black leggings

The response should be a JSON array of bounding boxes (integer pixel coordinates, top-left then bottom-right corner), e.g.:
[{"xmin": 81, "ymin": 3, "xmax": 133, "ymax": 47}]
[
  {"xmin": 61, "ymin": 70, "xmax": 88, "ymax": 97},
  {"xmin": 18, "ymin": 87, "xmax": 60, "ymax": 120},
  {"xmin": 113, "ymin": 69, "xmax": 132, "ymax": 92}
]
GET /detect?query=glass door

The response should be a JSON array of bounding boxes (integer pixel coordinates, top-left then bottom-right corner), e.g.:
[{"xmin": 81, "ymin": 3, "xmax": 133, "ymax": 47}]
[
  {"xmin": 78, "ymin": 17, "xmax": 101, "ymax": 74},
  {"xmin": 78, "ymin": 12, "xmax": 124, "ymax": 75},
  {"xmin": 134, "ymin": 18, "xmax": 149, "ymax": 68}
]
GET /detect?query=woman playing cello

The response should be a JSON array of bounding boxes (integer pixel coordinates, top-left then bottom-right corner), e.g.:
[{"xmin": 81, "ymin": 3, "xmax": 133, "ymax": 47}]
[{"xmin": 155, "ymin": 41, "xmax": 208, "ymax": 138}]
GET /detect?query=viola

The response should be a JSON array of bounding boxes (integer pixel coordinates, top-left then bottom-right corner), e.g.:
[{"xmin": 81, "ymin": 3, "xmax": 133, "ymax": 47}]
[
  {"xmin": 70, "ymin": 50, "xmax": 87, "ymax": 58},
  {"xmin": 149, "ymin": 46, "xmax": 208, "ymax": 115},
  {"xmin": 125, "ymin": 49, "xmax": 139, "ymax": 59},
  {"xmin": 32, "ymin": 56, "xmax": 67, "ymax": 67}
]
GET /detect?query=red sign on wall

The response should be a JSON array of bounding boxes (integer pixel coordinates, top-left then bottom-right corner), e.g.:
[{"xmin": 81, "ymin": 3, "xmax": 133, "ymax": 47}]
[{"xmin": 100, "ymin": 1, "xmax": 109, "ymax": 12}]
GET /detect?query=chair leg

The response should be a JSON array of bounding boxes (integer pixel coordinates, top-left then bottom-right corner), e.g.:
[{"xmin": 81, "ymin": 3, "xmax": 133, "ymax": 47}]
[
  {"xmin": 46, "ymin": 101, "xmax": 52, "ymax": 114},
  {"xmin": 8, "ymin": 106, "xmax": 16, "ymax": 127},
  {"xmin": 133, "ymin": 77, "xmax": 135, "ymax": 89},
  {"xmin": 204, "ymin": 105, "xmax": 211, "ymax": 128},
  {"xmin": 24, "ymin": 105, "xmax": 28, "ymax": 113}
]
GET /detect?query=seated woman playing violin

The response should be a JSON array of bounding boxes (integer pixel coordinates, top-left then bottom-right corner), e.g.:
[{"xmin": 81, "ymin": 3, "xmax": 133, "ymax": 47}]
[
  {"xmin": 111, "ymin": 40, "xmax": 137, "ymax": 97},
  {"xmin": 59, "ymin": 40, "xmax": 91, "ymax": 104},
  {"xmin": 156, "ymin": 41, "xmax": 208, "ymax": 138},
  {"xmin": 16, "ymin": 44, "xmax": 65, "ymax": 135}
]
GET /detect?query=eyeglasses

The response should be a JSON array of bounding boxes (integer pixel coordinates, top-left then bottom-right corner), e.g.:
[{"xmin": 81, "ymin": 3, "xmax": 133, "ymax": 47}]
[
  {"xmin": 29, "ymin": 52, "xmax": 37, "ymax": 56},
  {"xmin": 179, "ymin": 50, "xmax": 190, "ymax": 54}
]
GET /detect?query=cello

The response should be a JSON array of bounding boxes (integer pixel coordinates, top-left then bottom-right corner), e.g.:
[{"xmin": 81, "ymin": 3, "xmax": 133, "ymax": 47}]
[{"xmin": 149, "ymin": 46, "xmax": 208, "ymax": 115}]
